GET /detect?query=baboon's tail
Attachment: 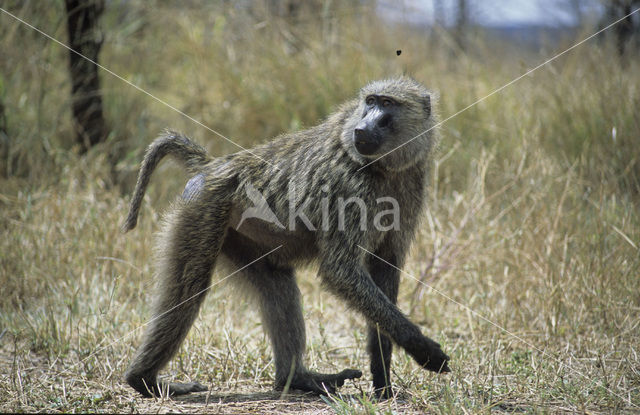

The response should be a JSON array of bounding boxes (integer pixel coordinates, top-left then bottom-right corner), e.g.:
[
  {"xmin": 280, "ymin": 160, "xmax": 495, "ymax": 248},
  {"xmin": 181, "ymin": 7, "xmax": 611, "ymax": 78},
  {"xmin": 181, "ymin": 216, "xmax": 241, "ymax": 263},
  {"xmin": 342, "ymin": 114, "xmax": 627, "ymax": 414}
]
[{"xmin": 121, "ymin": 130, "xmax": 210, "ymax": 233}]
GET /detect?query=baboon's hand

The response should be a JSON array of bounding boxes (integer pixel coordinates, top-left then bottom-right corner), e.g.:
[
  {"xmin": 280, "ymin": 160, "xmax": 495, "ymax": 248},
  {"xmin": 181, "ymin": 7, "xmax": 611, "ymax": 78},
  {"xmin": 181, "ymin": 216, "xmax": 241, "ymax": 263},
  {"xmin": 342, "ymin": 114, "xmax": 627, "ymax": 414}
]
[{"xmin": 410, "ymin": 336, "xmax": 451, "ymax": 373}]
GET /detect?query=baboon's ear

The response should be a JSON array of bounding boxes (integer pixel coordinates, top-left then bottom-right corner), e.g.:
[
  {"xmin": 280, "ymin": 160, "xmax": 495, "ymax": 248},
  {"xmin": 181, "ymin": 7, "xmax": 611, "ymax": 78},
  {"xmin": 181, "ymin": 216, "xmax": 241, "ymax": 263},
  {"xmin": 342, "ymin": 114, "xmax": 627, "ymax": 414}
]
[{"xmin": 423, "ymin": 94, "xmax": 431, "ymax": 118}]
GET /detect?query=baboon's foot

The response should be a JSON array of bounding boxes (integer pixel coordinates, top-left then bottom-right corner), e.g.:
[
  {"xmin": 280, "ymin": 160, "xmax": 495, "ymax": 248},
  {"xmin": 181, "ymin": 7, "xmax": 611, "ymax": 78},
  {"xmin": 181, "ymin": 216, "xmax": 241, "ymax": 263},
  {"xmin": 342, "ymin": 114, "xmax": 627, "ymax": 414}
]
[
  {"xmin": 126, "ymin": 372, "xmax": 207, "ymax": 397},
  {"xmin": 162, "ymin": 381, "xmax": 208, "ymax": 396},
  {"xmin": 373, "ymin": 384, "xmax": 394, "ymax": 400},
  {"xmin": 278, "ymin": 369, "xmax": 363, "ymax": 395},
  {"xmin": 409, "ymin": 336, "xmax": 451, "ymax": 373}
]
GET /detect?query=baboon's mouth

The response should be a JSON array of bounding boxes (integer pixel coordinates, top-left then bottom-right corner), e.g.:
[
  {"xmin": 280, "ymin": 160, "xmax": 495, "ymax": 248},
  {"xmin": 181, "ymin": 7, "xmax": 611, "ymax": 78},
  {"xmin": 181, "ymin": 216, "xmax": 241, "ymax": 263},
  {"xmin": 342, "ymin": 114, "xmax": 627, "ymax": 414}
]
[
  {"xmin": 354, "ymin": 141, "xmax": 381, "ymax": 156},
  {"xmin": 353, "ymin": 132, "xmax": 381, "ymax": 156}
]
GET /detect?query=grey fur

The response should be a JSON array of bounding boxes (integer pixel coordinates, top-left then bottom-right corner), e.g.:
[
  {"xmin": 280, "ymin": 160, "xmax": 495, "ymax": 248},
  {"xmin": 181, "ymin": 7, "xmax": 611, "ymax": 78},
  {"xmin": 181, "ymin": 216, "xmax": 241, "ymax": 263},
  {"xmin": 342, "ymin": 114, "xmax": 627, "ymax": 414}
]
[{"xmin": 123, "ymin": 77, "xmax": 450, "ymax": 399}]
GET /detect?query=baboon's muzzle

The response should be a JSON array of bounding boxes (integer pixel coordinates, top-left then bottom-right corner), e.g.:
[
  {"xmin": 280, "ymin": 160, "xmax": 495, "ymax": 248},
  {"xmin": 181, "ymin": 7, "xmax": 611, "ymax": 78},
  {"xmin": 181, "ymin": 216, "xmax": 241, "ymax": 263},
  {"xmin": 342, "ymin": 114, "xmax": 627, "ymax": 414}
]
[
  {"xmin": 353, "ymin": 127, "xmax": 382, "ymax": 155},
  {"xmin": 353, "ymin": 108, "xmax": 386, "ymax": 156}
]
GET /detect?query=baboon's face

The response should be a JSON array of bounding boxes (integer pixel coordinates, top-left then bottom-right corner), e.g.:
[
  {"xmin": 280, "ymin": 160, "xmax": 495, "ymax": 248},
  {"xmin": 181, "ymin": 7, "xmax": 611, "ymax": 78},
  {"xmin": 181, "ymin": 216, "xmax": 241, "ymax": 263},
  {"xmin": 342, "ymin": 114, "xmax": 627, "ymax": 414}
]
[
  {"xmin": 353, "ymin": 95, "xmax": 401, "ymax": 156},
  {"xmin": 342, "ymin": 78, "xmax": 437, "ymax": 171}
]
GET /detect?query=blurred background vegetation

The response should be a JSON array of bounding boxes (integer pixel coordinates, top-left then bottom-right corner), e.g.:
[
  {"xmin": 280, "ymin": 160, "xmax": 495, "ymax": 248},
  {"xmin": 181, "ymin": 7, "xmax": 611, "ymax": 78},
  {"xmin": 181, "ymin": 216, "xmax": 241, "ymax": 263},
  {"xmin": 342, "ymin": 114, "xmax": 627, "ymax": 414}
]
[
  {"xmin": 1, "ymin": 0, "xmax": 639, "ymax": 413},
  {"xmin": 1, "ymin": 0, "xmax": 637, "ymax": 195}
]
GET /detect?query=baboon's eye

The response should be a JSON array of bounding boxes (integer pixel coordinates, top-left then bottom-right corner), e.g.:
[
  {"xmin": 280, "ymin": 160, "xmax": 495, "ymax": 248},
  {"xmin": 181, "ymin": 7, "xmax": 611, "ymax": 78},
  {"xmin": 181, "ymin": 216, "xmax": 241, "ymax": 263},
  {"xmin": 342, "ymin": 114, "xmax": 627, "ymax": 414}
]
[
  {"xmin": 365, "ymin": 96, "xmax": 376, "ymax": 106},
  {"xmin": 381, "ymin": 98, "xmax": 394, "ymax": 107}
]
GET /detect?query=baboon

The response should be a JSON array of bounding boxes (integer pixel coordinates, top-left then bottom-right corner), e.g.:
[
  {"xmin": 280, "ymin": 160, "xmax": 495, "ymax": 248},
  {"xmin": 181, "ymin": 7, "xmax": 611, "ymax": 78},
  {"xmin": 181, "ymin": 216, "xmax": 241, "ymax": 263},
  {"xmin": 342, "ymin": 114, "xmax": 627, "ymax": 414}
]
[{"xmin": 122, "ymin": 77, "xmax": 450, "ymax": 399}]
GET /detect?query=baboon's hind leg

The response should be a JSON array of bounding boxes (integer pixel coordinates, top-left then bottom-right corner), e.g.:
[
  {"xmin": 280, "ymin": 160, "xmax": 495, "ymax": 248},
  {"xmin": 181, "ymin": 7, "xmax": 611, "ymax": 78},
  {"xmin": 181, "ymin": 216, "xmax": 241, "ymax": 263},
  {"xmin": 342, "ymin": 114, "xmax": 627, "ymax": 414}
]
[
  {"xmin": 222, "ymin": 231, "xmax": 362, "ymax": 395},
  {"xmin": 126, "ymin": 200, "xmax": 230, "ymax": 397}
]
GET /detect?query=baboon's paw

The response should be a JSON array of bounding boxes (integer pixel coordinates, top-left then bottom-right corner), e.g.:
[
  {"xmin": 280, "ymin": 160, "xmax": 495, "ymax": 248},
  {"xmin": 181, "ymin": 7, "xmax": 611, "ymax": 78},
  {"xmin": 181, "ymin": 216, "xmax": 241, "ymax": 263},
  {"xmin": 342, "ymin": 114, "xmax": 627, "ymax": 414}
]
[
  {"xmin": 284, "ymin": 368, "xmax": 363, "ymax": 395},
  {"xmin": 166, "ymin": 381, "xmax": 208, "ymax": 396},
  {"xmin": 423, "ymin": 348, "xmax": 451, "ymax": 373},
  {"xmin": 411, "ymin": 337, "xmax": 451, "ymax": 373},
  {"xmin": 126, "ymin": 373, "xmax": 208, "ymax": 398},
  {"xmin": 373, "ymin": 385, "xmax": 394, "ymax": 400},
  {"xmin": 420, "ymin": 345, "xmax": 451, "ymax": 373}
]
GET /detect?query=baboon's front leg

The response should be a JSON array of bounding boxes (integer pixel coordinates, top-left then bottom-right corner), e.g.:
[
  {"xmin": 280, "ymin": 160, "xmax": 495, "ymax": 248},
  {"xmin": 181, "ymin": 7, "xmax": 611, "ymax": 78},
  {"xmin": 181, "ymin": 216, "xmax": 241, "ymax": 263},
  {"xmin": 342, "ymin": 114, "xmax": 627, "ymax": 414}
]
[
  {"xmin": 366, "ymin": 248, "xmax": 401, "ymax": 399},
  {"xmin": 125, "ymin": 198, "xmax": 231, "ymax": 397},
  {"xmin": 319, "ymin": 244, "xmax": 450, "ymax": 376}
]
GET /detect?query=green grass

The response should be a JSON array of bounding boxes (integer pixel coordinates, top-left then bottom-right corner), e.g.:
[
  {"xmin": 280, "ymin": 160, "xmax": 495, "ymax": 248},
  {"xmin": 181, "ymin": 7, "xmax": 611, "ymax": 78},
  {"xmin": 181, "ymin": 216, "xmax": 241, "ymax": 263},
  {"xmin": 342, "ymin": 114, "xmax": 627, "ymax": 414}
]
[{"xmin": 1, "ymin": 1, "xmax": 639, "ymax": 413}]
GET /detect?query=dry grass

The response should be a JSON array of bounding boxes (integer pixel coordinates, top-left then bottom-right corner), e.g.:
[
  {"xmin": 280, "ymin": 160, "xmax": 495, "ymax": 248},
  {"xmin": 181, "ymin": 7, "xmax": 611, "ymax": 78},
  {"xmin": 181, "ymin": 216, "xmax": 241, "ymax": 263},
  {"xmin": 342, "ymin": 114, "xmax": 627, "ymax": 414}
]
[{"xmin": 1, "ymin": 1, "xmax": 639, "ymax": 413}]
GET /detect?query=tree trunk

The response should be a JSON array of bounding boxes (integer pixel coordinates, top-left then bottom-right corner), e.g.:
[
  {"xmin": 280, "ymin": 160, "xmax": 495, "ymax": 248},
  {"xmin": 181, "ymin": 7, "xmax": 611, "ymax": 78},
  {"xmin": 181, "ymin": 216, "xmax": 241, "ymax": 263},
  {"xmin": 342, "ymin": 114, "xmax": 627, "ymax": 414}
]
[
  {"xmin": 455, "ymin": 0, "xmax": 468, "ymax": 52},
  {"xmin": 0, "ymin": 95, "xmax": 8, "ymax": 177},
  {"xmin": 65, "ymin": 0, "xmax": 107, "ymax": 152}
]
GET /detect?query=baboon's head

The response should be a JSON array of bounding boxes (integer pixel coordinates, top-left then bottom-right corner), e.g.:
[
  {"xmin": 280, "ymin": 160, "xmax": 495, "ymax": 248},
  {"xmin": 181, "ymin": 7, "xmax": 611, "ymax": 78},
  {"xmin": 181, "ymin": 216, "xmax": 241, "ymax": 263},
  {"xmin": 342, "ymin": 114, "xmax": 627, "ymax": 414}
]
[{"xmin": 341, "ymin": 77, "xmax": 437, "ymax": 171}]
